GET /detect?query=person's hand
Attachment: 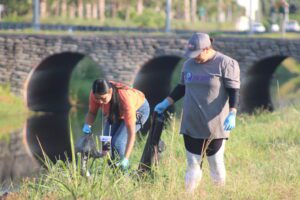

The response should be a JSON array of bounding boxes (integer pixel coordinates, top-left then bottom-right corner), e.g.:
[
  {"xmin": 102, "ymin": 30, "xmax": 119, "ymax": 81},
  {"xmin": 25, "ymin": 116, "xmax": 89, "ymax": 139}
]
[
  {"xmin": 82, "ymin": 123, "xmax": 92, "ymax": 134},
  {"xmin": 116, "ymin": 158, "xmax": 129, "ymax": 171},
  {"xmin": 154, "ymin": 99, "xmax": 171, "ymax": 114},
  {"xmin": 224, "ymin": 112, "xmax": 236, "ymax": 131}
]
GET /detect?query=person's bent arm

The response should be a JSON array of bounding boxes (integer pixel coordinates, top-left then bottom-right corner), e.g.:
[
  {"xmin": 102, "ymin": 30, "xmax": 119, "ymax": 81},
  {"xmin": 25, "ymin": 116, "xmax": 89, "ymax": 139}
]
[
  {"xmin": 82, "ymin": 110, "xmax": 98, "ymax": 134},
  {"xmin": 168, "ymin": 84, "xmax": 185, "ymax": 103},
  {"xmin": 85, "ymin": 110, "xmax": 97, "ymax": 125},
  {"xmin": 155, "ymin": 84, "xmax": 185, "ymax": 113},
  {"xmin": 224, "ymin": 88, "xmax": 239, "ymax": 131},
  {"xmin": 226, "ymin": 88, "xmax": 239, "ymax": 114}
]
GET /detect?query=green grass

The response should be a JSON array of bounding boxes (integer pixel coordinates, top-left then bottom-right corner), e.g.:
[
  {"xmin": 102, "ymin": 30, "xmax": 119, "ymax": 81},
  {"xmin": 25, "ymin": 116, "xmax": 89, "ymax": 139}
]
[
  {"xmin": 271, "ymin": 58, "xmax": 300, "ymax": 108},
  {"xmin": 69, "ymin": 56, "xmax": 103, "ymax": 107},
  {"xmin": 1, "ymin": 28, "xmax": 299, "ymax": 40},
  {"xmin": 0, "ymin": 85, "xmax": 27, "ymax": 139},
  {"xmin": 6, "ymin": 105, "xmax": 300, "ymax": 199}
]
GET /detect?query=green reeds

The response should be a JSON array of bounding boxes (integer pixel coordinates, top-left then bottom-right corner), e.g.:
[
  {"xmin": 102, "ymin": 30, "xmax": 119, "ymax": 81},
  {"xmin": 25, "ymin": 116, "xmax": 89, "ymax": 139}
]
[{"xmin": 7, "ymin": 106, "xmax": 300, "ymax": 199}]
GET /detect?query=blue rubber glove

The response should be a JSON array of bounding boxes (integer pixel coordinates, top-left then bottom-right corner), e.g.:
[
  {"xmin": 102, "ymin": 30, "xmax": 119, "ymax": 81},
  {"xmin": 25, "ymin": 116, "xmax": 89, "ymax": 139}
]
[
  {"xmin": 82, "ymin": 123, "xmax": 92, "ymax": 135},
  {"xmin": 224, "ymin": 112, "xmax": 236, "ymax": 131},
  {"xmin": 154, "ymin": 99, "xmax": 171, "ymax": 114},
  {"xmin": 117, "ymin": 158, "xmax": 129, "ymax": 171}
]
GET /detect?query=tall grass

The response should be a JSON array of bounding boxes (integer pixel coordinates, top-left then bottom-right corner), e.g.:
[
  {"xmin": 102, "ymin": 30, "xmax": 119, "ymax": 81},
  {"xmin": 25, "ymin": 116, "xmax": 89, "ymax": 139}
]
[
  {"xmin": 271, "ymin": 58, "xmax": 300, "ymax": 108},
  {"xmin": 7, "ymin": 105, "xmax": 300, "ymax": 200},
  {"xmin": 0, "ymin": 85, "xmax": 27, "ymax": 139}
]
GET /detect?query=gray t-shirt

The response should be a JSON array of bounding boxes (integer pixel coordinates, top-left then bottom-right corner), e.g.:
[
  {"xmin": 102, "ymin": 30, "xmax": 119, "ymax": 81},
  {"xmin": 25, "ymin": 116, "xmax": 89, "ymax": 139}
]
[{"xmin": 180, "ymin": 51, "xmax": 240, "ymax": 139}]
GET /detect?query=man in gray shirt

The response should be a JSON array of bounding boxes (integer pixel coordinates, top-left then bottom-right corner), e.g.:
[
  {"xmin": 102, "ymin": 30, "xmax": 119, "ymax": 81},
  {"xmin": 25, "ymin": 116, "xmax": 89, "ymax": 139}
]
[{"xmin": 155, "ymin": 32, "xmax": 240, "ymax": 193}]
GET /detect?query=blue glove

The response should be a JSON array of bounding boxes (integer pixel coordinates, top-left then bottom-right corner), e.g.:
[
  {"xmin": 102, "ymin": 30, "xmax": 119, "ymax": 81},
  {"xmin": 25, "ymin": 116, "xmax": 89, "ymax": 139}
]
[
  {"xmin": 154, "ymin": 99, "xmax": 171, "ymax": 114},
  {"xmin": 117, "ymin": 158, "xmax": 129, "ymax": 171},
  {"xmin": 224, "ymin": 112, "xmax": 236, "ymax": 131},
  {"xmin": 82, "ymin": 123, "xmax": 92, "ymax": 134}
]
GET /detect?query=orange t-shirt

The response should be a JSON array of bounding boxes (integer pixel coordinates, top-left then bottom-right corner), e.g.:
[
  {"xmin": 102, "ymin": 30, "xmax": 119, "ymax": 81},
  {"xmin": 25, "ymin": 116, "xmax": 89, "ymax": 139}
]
[{"xmin": 89, "ymin": 81, "xmax": 145, "ymax": 126}]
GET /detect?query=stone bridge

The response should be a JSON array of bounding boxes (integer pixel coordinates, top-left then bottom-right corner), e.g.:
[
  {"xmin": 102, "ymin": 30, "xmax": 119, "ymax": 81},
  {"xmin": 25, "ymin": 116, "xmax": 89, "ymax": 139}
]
[{"xmin": 0, "ymin": 34, "xmax": 300, "ymax": 113}]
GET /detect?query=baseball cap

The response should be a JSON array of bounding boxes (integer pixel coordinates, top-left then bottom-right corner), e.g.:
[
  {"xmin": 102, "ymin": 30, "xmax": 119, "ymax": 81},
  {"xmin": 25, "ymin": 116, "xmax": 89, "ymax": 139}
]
[{"xmin": 184, "ymin": 33, "xmax": 211, "ymax": 58}]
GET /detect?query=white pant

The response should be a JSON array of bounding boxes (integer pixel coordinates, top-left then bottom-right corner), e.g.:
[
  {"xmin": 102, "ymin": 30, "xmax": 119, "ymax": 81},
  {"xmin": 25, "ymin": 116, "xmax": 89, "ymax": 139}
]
[{"xmin": 185, "ymin": 141, "xmax": 226, "ymax": 192}]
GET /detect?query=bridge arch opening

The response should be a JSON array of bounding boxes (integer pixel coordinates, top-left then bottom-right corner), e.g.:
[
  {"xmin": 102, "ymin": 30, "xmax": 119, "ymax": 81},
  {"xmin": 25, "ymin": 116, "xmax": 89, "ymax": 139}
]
[
  {"xmin": 133, "ymin": 55, "xmax": 182, "ymax": 111},
  {"xmin": 25, "ymin": 52, "xmax": 103, "ymax": 113},
  {"xmin": 24, "ymin": 52, "xmax": 104, "ymax": 163},
  {"xmin": 241, "ymin": 56, "xmax": 300, "ymax": 113},
  {"xmin": 133, "ymin": 55, "xmax": 182, "ymax": 133}
]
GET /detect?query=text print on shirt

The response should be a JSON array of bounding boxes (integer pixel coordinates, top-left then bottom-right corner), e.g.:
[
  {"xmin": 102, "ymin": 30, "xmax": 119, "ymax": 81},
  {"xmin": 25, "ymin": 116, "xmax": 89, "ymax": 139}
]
[{"xmin": 182, "ymin": 72, "xmax": 214, "ymax": 83}]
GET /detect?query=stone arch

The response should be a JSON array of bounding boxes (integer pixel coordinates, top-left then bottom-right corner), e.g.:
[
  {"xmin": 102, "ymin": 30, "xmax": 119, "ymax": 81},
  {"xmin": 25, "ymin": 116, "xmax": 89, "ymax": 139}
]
[
  {"xmin": 132, "ymin": 55, "xmax": 182, "ymax": 134},
  {"xmin": 240, "ymin": 55, "xmax": 291, "ymax": 113},
  {"xmin": 133, "ymin": 55, "xmax": 182, "ymax": 111},
  {"xmin": 24, "ymin": 113, "xmax": 71, "ymax": 163},
  {"xmin": 25, "ymin": 52, "xmax": 104, "ymax": 113}
]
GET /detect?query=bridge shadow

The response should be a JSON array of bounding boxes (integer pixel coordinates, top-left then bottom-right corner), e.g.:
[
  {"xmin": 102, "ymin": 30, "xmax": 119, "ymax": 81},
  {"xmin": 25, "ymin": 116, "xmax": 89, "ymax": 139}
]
[
  {"xmin": 26, "ymin": 52, "xmax": 84, "ymax": 113},
  {"xmin": 24, "ymin": 52, "xmax": 101, "ymax": 166},
  {"xmin": 133, "ymin": 56, "xmax": 182, "ymax": 132},
  {"xmin": 241, "ymin": 56, "xmax": 291, "ymax": 113},
  {"xmin": 24, "ymin": 113, "xmax": 72, "ymax": 163}
]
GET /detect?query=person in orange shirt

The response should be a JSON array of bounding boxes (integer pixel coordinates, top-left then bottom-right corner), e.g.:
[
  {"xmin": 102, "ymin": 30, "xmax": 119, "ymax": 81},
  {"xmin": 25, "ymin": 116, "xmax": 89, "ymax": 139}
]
[{"xmin": 82, "ymin": 79, "xmax": 150, "ymax": 170}]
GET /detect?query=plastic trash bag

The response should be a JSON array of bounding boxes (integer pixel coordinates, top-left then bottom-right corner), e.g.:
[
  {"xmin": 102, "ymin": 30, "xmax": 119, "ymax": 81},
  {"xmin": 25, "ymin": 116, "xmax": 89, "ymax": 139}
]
[{"xmin": 75, "ymin": 134, "xmax": 102, "ymax": 158}]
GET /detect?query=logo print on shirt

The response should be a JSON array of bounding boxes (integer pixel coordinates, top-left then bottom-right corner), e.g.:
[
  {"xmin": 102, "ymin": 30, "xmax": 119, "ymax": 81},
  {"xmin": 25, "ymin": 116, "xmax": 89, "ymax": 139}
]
[
  {"xmin": 182, "ymin": 72, "xmax": 214, "ymax": 83},
  {"xmin": 185, "ymin": 72, "xmax": 193, "ymax": 82}
]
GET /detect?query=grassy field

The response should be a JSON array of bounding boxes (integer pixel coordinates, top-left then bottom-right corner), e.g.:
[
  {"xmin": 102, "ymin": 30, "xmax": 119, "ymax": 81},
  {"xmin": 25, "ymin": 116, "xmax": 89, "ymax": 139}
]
[
  {"xmin": 3, "ymin": 105, "xmax": 299, "ymax": 200},
  {"xmin": 0, "ymin": 55, "xmax": 299, "ymax": 199},
  {"xmin": 0, "ymin": 85, "xmax": 27, "ymax": 139}
]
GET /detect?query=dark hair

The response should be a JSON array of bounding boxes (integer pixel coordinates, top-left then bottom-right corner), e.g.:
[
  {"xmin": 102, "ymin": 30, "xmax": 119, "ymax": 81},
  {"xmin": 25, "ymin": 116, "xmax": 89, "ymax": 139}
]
[
  {"xmin": 92, "ymin": 79, "xmax": 111, "ymax": 95},
  {"xmin": 92, "ymin": 79, "xmax": 120, "ymax": 124}
]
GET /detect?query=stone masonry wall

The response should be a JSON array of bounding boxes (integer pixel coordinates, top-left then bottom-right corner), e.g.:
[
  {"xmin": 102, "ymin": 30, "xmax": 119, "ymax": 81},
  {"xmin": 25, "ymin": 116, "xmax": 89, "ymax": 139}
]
[{"xmin": 0, "ymin": 34, "xmax": 299, "ymax": 95}]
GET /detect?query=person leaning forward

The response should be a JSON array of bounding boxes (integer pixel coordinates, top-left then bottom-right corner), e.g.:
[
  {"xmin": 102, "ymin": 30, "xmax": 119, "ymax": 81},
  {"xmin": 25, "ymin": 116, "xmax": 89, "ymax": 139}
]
[
  {"xmin": 155, "ymin": 32, "xmax": 240, "ymax": 192},
  {"xmin": 82, "ymin": 79, "xmax": 150, "ymax": 171}
]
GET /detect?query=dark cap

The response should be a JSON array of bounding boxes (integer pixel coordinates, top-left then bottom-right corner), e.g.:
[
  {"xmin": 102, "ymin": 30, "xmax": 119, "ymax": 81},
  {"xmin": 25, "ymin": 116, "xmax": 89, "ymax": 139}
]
[{"xmin": 184, "ymin": 33, "xmax": 211, "ymax": 58}]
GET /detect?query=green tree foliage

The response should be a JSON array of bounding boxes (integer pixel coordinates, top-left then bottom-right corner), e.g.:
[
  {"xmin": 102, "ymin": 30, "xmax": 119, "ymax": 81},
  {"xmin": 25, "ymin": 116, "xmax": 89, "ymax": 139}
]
[
  {"xmin": 131, "ymin": 8, "xmax": 165, "ymax": 28},
  {"xmin": 0, "ymin": 0, "xmax": 31, "ymax": 16},
  {"xmin": 0, "ymin": 0, "xmax": 298, "ymax": 29}
]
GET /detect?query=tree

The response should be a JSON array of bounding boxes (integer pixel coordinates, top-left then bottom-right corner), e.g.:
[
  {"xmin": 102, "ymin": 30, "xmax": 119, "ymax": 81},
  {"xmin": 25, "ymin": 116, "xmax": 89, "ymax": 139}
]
[
  {"xmin": 40, "ymin": 0, "xmax": 48, "ymax": 18},
  {"xmin": 61, "ymin": 0, "xmax": 67, "ymax": 17},
  {"xmin": 217, "ymin": 0, "xmax": 225, "ymax": 23},
  {"xmin": 86, "ymin": 0, "xmax": 92, "ymax": 19},
  {"xmin": 137, "ymin": 0, "xmax": 143, "ymax": 15},
  {"xmin": 98, "ymin": 0, "xmax": 105, "ymax": 21},
  {"xmin": 191, "ymin": 0, "xmax": 197, "ymax": 22},
  {"xmin": 78, "ymin": 0, "xmax": 84, "ymax": 18},
  {"xmin": 184, "ymin": 0, "xmax": 190, "ymax": 22},
  {"xmin": 92, "ymin": 0, "xmax": 98, "ymax": 19},
  {"xmin": 110, "ymin": 0, "xmax": 117, "ymax": 18},
  {"xmin": 69, "ymin": 0, "xmax": 76, "ymax": 19},
  {"xmin": 0, "ymin": 0, "xmax": 31, "ymax": 16}
]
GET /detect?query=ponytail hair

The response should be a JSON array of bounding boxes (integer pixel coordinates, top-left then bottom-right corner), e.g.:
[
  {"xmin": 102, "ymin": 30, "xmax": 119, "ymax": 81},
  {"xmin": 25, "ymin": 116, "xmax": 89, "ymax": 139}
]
[{"xmin": 92, "ymin": 79, "xmax": 120, "ymax": 124}]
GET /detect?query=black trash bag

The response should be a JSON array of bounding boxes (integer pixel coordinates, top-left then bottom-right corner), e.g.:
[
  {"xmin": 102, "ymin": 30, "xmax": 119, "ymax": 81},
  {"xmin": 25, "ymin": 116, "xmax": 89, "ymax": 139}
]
[
  {"xmin": 75, "ymin": 134, "xmax": 102, "ymax": 158},
  {"xmin": 138, "ymin": 112, "xmax": 165, "ymax": 173}
]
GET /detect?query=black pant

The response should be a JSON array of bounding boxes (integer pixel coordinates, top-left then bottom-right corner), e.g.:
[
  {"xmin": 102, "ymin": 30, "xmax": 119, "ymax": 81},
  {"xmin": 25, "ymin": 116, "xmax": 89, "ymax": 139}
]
[{"xmin": 183, "ymin": 134, "xmax": 225, "ymax": 156}]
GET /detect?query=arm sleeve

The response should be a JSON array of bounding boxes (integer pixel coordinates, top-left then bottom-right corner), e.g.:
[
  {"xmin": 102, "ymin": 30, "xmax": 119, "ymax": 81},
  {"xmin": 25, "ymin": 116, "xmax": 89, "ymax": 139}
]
[
  {"xmin": 222, "ymin": 59, "xmax": 240, "ymax": 89},
  {"xmin": 89, "ymin": 91, "xmax": 99, "ymax": 114},
  {"xmin": 226, "ymin": 88, "xmax": 239, "ymax": 108},
  {"xmin": 169, "ymin": 84, "xmax": 185, "ymax": 102}
]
